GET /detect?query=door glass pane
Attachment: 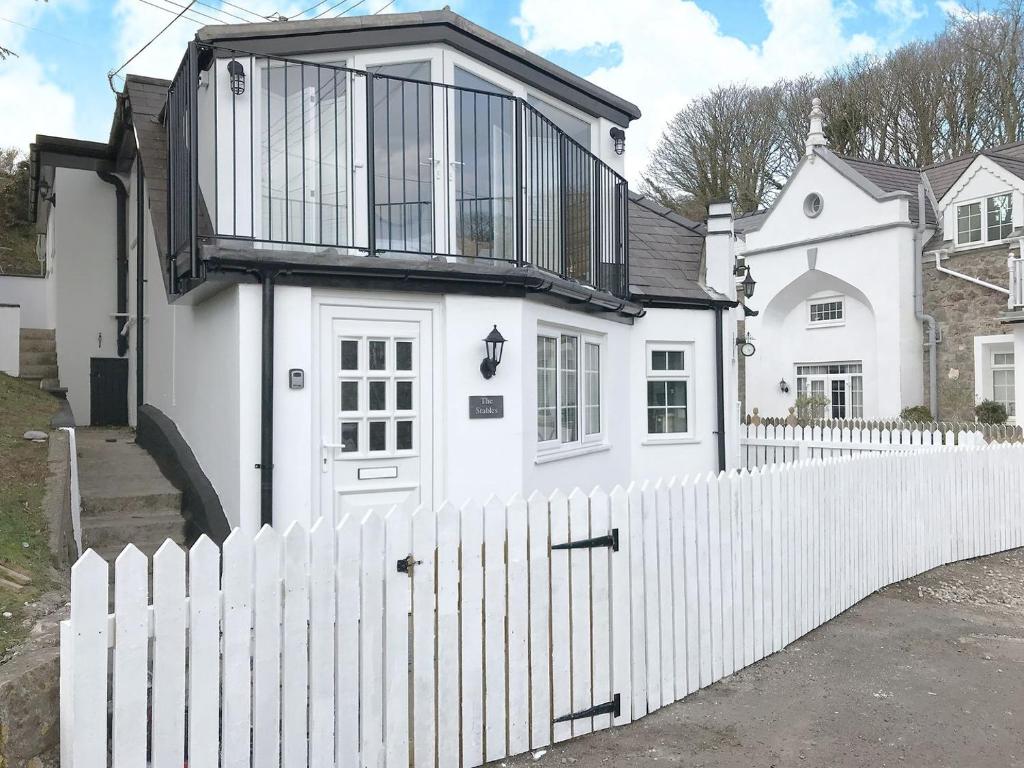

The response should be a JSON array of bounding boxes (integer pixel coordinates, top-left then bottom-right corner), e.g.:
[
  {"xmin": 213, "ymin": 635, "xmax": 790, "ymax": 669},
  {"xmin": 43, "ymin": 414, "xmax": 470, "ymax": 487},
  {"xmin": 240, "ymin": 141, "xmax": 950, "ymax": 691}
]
[
  {"xmin": 341, "ymin": 340, "xmax": 358, "ymax": 370},
  {"xmin": 665, "ymin": 380, "xmax": 686, "ymax": 406},
  {"xmin": 396, "ymin": 380, "xmax": 413, "ymax": 411},
  {"xmin": 647, "ymin": 381, "xmax": 666, "ymax": 407},
  {"xmin": 453, "ymin": 67, "xmax": 514, "ymax": 261},
  {"xmin": 560, "ymin": 335, "xmax": 578, "ymax": 443},
  {"xmin": 396, "ymin": 420, "xmax": 413, "ymax": 450},
  {"xmin": 396, "ymin": 341, "xmax": 413, "ymax": 371},
  {"xmin": 666, "ymin": 407, "xmax": 687, "ymax": 433},
  {"xmin": 262, "ymin": 62, "xmax": 344, "ymax": 246},
  {"xmin": 537, "ymin": 336, "xmax": 557, "ymax": 441},
  {"xmin": 340, "ymin": 422, "xmax": 358, "ymax": 452},
  {"xmin": 369, "ymin": 420, "xmax": 387, "ymax": 451},
  {"xmin": 340, "ymin": 381, "xmax": 358, "ymax": 411},
  {"xmin": 831, "ymin": 379, "xmax": 846, "ymax": 419},
  {"xmin": 369, "ymin": 380, "xmax": 386, "ymax": 411},
  {"xmin": 368, "ymin": 340, "xmax": 386, "ymax": 370},
  {"xmin": 370, "ymin": 62, "xmax": 433, "ymax": 254},
  {"xmin": 527, "ymin": 96, "xmax": 591, "ymax": 149},
  {"xmin": 648, "ymin": 408, "xmax": 665, "ymax": 434}
]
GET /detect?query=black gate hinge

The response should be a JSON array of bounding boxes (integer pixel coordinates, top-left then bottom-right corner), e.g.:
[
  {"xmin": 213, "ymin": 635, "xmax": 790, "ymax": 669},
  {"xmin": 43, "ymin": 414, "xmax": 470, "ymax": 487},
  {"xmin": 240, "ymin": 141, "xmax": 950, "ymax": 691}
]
[
  {"xmin": 551, "ymin": 528, "xmax": 619, "ymax": 552},
  {"xmin": 397, "ymin": 554, "xmax": 421, "ymax": 576},
  {"xmin": 553, "ymin": 693, "xmax": 620, "ymax": 723}
]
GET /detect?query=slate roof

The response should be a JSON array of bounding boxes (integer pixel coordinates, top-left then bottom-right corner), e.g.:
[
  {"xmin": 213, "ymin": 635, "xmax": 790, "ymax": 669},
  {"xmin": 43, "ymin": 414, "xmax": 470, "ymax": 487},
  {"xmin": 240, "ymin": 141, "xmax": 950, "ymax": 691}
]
[
  {"xmin": 626, "ymin": 193, "xmax": 716, "ymax": 302},
  {"xmin": 125, "ymin": 75, "xmax": 171, "ymax": 255},
  {"xmin": 835, "ymin": 154, "xmax": 937, "ymax": 226},
  {"xmin": 924, "ymin": 140, "xmax": 1024, "ymax": 200}
]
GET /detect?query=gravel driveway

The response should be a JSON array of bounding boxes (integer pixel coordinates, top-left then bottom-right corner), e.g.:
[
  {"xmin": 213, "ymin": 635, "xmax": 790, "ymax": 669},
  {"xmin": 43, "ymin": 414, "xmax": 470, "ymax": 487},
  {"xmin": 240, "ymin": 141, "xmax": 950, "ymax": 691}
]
[{"xmin": 497, "ymin": 547, "xmax": 1024, "ymax": 768}]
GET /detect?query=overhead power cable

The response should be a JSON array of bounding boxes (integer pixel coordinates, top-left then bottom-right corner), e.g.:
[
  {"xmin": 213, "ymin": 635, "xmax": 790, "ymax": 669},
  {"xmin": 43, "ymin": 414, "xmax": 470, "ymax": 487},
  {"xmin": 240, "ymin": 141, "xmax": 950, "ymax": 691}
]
[{"xmin": 108, "ymin": 0, "xmax": 198, "ymax": 92}]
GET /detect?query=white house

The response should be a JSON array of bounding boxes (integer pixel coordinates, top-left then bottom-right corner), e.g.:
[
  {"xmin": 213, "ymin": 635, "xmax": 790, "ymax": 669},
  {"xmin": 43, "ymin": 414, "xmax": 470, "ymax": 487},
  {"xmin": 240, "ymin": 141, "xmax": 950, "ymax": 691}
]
[
  {"xmin": 26, "ymin": 11, "xmax": 743, "ymax": 538},
  {"xmin": 739, "ymin": 98, "xmax": 1024, "ymax": 424}
]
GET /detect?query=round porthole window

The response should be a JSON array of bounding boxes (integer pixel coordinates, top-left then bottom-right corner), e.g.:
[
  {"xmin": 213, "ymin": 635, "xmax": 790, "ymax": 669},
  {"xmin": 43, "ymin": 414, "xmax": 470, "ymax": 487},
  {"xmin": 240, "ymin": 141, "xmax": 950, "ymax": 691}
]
[{"xmin": 804, "ymin": 192, "xmax": 824, "ymax": 218}]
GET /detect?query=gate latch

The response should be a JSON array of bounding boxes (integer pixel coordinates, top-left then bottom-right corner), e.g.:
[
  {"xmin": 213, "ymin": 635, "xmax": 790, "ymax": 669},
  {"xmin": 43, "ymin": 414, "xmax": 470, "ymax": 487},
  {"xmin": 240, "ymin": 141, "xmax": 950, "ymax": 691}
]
[
  {"xmin": 551, "ymin": 528, "xmax": 619, "ymax": 552},
  {"xmin": 553, "ymin": 693, "xmax": 620, "ymax": 723},
  {"xmin": 397, "ymin": 554, "xmax": 421, "ymax": 576}
]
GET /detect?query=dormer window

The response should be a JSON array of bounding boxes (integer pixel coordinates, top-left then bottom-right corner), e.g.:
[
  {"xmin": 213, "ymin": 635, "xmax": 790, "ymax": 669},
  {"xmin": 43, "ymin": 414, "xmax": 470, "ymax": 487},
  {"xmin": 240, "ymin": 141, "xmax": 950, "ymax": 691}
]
[{"xmin": 957, "ymin": 193, "xmax": 1012, "ymax": 245}]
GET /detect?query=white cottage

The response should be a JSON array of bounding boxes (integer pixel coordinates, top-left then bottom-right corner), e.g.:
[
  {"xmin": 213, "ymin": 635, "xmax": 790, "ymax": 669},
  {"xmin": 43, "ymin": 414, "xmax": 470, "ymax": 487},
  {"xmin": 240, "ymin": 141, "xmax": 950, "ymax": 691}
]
[
  {"xmin": 24, "ymin": 11, "xmax": 742, "ymax": 538},
  {"xmin": 739, "ymin": 98, "xmax": 1024, "ymax": 424}
]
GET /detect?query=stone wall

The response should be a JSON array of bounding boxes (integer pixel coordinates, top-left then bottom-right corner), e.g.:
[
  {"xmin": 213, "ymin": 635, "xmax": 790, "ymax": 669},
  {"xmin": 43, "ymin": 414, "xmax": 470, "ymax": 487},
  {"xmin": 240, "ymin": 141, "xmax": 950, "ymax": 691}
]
[{"xmin": 922, "ymin": 244, "xmax": 1012, "ymax": 421}]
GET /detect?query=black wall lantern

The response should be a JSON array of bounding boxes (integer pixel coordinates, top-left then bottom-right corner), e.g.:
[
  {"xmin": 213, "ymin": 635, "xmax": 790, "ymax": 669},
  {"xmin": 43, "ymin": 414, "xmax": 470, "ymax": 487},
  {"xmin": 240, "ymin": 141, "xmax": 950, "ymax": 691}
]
[
  {"xmin": 480, "ymin": 325, "xmax": 506, "ymax": 379},
  {"xmin": 227, "ymin": 60, "xmax": 246, "ymax": 96},
  {"xmin": 609, "ymin": 127, "xmax": 626, "ymax": 155},
  {"xmin": 779, "ymin": 378, "xmax": 791, "ymax": 394},
  {"xmin": 740, "ymin": 265, "xmax": 756, "ymax": 299}
]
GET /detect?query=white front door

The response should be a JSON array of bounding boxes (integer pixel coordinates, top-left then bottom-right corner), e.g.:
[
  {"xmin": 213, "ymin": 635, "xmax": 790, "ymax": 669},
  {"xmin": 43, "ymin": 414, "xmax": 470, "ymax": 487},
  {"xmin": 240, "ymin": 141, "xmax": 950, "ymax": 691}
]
[{"xmin": 319, "ymin": 304, "xmax": 433, "ymax": 526}]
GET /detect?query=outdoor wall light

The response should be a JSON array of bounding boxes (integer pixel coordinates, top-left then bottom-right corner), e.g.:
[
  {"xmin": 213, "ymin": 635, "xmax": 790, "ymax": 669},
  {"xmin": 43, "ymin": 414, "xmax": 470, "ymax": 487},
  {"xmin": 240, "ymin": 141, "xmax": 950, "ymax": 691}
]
[
  {"xmin": 480, "ymin": 325, "xmax": 506, "ymax": 379},
  {"xmin": 740, "ymin": 265, "xmax": 757, "ymax": 299},
  {"xmin": 736, "ymin": 335, "xmax": 756, "ymax": 358},
  {"xmin": 779, "ymin": 378, "xmax": 791, "ymax": 394},
  {"xmin": 227, "ymin": 60, "xmax": 246, "ymax": 96},
  {"xmin": 38, "ymin": 179, "xmax": 55, "ymax": 204},
  {"xmin": 609, "ymin": 127, "xmax": 626, "ymax": 155}
]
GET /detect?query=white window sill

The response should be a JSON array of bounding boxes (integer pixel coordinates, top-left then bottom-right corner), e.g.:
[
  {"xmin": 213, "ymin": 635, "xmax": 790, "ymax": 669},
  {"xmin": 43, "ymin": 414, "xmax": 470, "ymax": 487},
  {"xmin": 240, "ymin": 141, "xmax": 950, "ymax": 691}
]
[
  {"xmin": 641, "ymin": 435, "xmax": 700, "ymax": 446},
  {"xmin": 806, "ymin": 321, "xmax": 845, "ymax": 330},
  {"xmin": 534, "ymin": 441, "xmax": 611, "ymax": 465},
  {"xmin": 952, "ymin": 237, "xmax": 1011, "ymax": 252}
]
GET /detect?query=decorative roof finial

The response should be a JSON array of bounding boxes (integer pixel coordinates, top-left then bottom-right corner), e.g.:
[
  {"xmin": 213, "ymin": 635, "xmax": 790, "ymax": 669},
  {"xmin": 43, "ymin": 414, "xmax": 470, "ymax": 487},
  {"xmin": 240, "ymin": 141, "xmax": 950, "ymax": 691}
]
[{"xmin": 805, "ymin": 96, "xmax": 827, "ymax": 157}]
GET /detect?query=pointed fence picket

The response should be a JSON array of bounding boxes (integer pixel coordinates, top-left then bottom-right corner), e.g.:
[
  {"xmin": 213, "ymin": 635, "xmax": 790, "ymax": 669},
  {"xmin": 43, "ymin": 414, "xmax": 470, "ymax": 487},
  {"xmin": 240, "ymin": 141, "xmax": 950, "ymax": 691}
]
[
  {"xmin": 62, "ymin": 444, "xmax": 1024, "ymax": 768},
  {"xmin": 738, "ymin": 422, "xmax": 991, "ymax": 469}
]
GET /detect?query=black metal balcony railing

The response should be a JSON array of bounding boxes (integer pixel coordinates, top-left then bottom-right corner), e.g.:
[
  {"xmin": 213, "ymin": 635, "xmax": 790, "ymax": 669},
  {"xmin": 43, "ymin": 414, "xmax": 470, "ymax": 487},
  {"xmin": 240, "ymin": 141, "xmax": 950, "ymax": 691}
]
[{"xmin": 167, "ymin": 43, "xmax": 629, "ymax": 298}]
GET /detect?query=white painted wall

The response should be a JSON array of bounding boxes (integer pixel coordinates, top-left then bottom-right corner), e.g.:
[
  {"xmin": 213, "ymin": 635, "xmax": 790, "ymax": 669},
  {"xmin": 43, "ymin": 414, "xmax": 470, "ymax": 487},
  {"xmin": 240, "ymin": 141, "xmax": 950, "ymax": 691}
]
[
  {"xmin": 0, "ymin": 276, "xmax": 51, "ymax": 329},
  {"xmin": 1015, "ymin": 326, "xmax": 1024, "ymax": 422},
  {"xmin": 266, "ymin": 289, "xmax": 728, "ymax": 532},
  {"xmin": 742, "ymin": 152, "xmax": 924, "ymax": 419},
  {"xmin": 128, "ymin": 157, "xmax": 261, "ymax": 531},
  {"xmin": 0, "ymin": 305, "xmax": 19, "ymax": 375},
  {"xmin": 51, "ymin": 168, "xmax": 120, "ymax": 425}
]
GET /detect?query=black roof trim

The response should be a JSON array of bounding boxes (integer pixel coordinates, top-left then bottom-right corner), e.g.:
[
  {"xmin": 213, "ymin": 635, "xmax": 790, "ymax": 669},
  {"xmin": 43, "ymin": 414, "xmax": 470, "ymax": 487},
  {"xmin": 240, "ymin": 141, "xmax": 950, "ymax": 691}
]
[
  {"xmin": 30, "ymin": 135, "xmax": 116, "ymax": 222},
  {"xmin": 196, "ymin": 9, "xmax": 641, "ymax": 127}
]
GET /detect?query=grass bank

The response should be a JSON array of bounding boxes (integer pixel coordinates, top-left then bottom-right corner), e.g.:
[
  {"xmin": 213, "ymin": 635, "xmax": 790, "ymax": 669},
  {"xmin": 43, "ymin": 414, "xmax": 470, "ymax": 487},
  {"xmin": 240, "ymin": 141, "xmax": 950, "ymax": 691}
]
[{"xmin": 0, "ymin": 373, "xmax": 59, "ymax": 659}]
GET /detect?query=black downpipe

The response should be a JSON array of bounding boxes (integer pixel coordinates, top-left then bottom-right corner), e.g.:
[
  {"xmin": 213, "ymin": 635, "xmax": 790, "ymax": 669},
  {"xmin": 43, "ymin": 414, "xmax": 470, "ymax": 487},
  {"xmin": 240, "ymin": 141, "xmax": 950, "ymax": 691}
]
[
  {"xmin": 135, "ymin": 162, "xmax": 145, "ymax": 407},
  {"xmin": 97, "ymin": 170, "xmax": 129, "ymax": 357},
  {"xmin": 260, "ymin": 271, "xmax": 276, "ymax": 527},
  {"xmin": 715, "ymin": 307, "xmax": 727, "ymax": 472}
]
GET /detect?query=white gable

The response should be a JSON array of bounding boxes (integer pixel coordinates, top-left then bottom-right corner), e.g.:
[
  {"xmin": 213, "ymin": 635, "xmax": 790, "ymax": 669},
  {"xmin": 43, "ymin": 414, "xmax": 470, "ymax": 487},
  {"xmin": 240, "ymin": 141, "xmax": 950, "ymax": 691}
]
[
  {"xmin": 937, "ymin": 155, "xmax": 1024, "ymax": 240},
  {"xmin": 744, "ymin": 152, "xmax": 909, "ymax": 253}
]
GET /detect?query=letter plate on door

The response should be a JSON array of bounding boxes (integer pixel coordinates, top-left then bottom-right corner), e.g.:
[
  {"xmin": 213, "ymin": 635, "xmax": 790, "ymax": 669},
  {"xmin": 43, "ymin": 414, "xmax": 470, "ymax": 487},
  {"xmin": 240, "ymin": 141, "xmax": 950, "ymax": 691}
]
[{"xmin": 358, "ymin": 466, "xmax": 399, "ymax": 480}]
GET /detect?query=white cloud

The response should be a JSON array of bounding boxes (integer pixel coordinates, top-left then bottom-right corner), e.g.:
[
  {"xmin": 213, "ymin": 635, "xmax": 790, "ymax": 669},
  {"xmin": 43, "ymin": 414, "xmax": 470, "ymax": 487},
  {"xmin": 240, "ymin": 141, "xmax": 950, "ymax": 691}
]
[
  {"xmin": 514, "ymin": 0, "xmax": 883, "ymax": 180},
  {"xmin": 0, "ymin": 1, "xmax": 77, "ymax": 148},
  {"xmin": 875, "ymin": 0, "xmax": 925, "ymax": 24}
]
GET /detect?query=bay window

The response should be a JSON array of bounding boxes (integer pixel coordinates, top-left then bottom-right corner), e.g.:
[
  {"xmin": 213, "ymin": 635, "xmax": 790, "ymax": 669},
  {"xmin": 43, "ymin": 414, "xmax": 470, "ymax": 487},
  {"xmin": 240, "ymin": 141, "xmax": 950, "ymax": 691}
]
[{"xmin": 537, "ymin": 329, "xmax": 604, "ymax": 450}]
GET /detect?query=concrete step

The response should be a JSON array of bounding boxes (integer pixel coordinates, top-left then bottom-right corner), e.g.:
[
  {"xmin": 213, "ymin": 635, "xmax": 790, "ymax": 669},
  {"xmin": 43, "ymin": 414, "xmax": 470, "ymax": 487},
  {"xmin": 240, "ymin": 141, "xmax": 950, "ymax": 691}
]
[
  {"xmin": 19, "ymin": 328, "xmax": 55, "ymax": 341},
  {"xmin": 92, "ymin": 529, "xmax": 188, "ymax": 564},
  {"xmin": 19, "ymin": 350, "xmax": 57, "ymax": 366},
  {"xmin": 19, "ymin": 337, "xmax": 56, "ymax": 354},
  {"xmin": 19, "ymin": 363, "xmax": 58, "ymax": 379},
  {"xmin": 81, "ymin": 490, "xmax": 183, "ymax": 516},
  {"xmin": 83, "ymin": 509, "xmax": 186, "ymax": 551}
]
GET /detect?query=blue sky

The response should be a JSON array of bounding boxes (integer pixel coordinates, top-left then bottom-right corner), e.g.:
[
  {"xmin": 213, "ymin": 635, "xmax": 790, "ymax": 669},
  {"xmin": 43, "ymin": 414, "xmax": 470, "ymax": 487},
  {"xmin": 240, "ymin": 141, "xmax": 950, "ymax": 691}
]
[{"xmin": 0, "ymin": 0, "xmax": 998, "ymax": 177}]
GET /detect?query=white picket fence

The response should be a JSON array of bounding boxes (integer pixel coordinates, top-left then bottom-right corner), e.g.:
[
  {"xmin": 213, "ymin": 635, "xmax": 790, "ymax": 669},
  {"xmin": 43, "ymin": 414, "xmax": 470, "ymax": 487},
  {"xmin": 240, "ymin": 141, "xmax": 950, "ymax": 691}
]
[
  {"xmin": 61, "ymin": 444, "xmax": 1024, "ymax": 768},
  {"xmin": 738, "ymin": 422, "xmax": 986, "ymax": 469}
]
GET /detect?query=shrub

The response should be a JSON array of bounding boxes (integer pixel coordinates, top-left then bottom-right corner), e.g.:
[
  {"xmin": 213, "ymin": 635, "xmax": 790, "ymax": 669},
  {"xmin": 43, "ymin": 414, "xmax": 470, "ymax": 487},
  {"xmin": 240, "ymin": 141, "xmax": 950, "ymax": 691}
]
[
  {"xmin": 975, "ymin": 399, "xmax": 1008, "ymax": 424},
  {"xmin": 794, "ymin": 394, "xmax": 829, "ymax": 421},
  {"xmin": 900, "ymin": 405, "xmax": 932, "ymax": 422}
]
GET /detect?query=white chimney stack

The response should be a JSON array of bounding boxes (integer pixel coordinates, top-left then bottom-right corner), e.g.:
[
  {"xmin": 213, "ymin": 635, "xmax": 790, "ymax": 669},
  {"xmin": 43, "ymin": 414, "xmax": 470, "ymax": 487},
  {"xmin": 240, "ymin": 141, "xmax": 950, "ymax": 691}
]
[
  {"xmin": 705, "ymin": 199, "xmax": 736, "ymax": 301},
  {"xmin": 805, "ymin": 97, "xmax": 827, "ymax": 156}
]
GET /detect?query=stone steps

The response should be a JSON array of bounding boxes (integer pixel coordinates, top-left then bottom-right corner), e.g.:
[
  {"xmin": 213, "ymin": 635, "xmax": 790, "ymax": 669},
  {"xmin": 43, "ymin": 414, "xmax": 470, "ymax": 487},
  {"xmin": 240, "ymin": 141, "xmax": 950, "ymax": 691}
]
[
  {"xmin": 19, "ymin": 350, "xmax": 57, "ymax": 367},
  {"xmin": 18, "ymin": 328, "xmax": 60, "ymax": 393},
  {"xmin": 19, "ymin": 363, "xmax": 58, "ymax": 380}
]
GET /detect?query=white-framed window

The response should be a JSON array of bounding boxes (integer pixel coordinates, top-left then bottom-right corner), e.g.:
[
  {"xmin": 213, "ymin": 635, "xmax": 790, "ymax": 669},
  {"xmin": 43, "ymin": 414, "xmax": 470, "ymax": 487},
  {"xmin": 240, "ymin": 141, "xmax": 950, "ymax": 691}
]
[
  {"xmin": 807, "ymin": 296, "xmax": 845, "ymax": 327},
  {"xmin": 957, "ymin": 192, "xmax": 1013, "ymax": 245},
  {"xmin": 645, "ymin": 343, "xmax": 694, "ymax": 437},
  {"xmin": 537, "ymin": 329, "xmax": 604, "ymax": 450},
  {"xmin": 795, "ymin": 361, "xmax": 864, "ymax": 419},
  {"xmin": 992, "ymin": 350, "xmax": 1016, "ymax": 418}
]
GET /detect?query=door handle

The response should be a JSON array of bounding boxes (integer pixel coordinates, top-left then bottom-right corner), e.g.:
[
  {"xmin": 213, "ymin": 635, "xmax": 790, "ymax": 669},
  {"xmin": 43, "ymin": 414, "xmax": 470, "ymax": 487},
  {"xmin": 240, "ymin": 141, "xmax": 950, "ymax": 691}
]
[{"xmin": 322, "ymin": 442, "xmax": 348, "ymax": 473}]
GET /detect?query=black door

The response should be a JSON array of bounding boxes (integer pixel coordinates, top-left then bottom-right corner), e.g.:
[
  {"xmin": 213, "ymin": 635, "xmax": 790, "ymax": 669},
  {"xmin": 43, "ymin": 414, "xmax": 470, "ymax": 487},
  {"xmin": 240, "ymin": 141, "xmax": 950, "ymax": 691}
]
[{"xmin": 90, "ymin": 358, "xmax": 129, "ymax": 426}]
